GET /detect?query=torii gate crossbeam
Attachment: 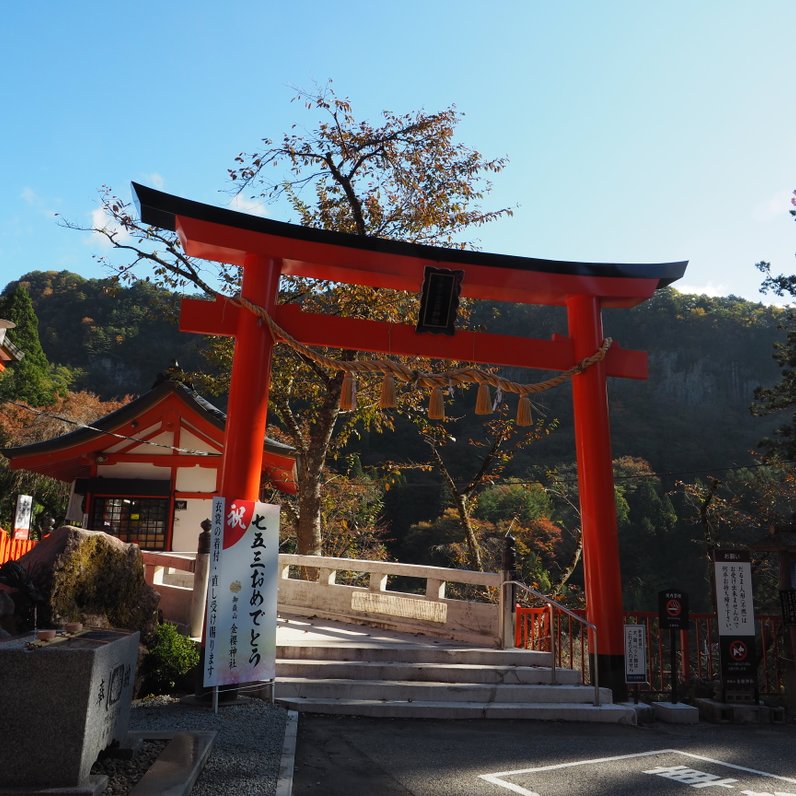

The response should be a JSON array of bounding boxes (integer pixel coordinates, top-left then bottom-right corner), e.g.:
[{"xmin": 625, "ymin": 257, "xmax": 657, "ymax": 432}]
[{"xmin": 133, "ymin": 182, "xmax": 687, "ymax": 700}]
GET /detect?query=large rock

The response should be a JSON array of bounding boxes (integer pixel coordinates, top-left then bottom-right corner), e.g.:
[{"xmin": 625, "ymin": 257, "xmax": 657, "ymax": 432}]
[{"xmin": 6, "ymin": 526, "xmax": 159, "ymax": 638}]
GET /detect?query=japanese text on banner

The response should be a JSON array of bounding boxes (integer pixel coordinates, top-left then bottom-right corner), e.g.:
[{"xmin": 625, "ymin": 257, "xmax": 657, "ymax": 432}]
[{"xmin": 204, "ymin": 497, "xmax": 280, "ymax": 687}]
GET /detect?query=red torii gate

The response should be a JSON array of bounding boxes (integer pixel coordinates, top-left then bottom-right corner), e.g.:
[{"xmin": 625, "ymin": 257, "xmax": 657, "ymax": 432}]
[{"xmin": 133, "ymin": 182, "xmax": 687, "ymax": 698}]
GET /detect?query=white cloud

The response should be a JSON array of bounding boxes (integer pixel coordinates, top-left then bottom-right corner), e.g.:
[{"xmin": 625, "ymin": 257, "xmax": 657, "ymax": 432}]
[
  {"xmin": 143, "ymin": 172, "xmax": 165, "ymax": 190},
  {"xmin": 228, "ymin": 193, "xmax": 267, "ymax": 216},
  {"xmin": 20, "ymin": 186, "xmax": 57, "ymax": 218},
  {"xmin": 753, "ymin": 188, "xmax": 793, "ymax": 222},
  {"xmin": 675, "ymin": 282, "xmax": 731, "ymax": 298},
  {"xmin": 87, "ymin": 205, "xmax": 132, "ymax": 249}
]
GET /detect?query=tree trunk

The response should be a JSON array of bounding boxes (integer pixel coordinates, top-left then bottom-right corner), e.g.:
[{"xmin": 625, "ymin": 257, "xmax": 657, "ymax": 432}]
[
  {"xmin": 295, "ymin": 482, "xmax": 323, "ymax": 557},
  {"xmin": 552, "ymin": 532, "xmax": 582, "ymax": 594},
  {"xmin": 426, "ymin": 441, "xmax": 485, "ymax": 571},
  {"xmin": 290, "ymin": 374, "xmax": 343, "ymax": 557},
  {"xmin": 454, "ymin": 490, "xmax": 484, "ymax": 573}
]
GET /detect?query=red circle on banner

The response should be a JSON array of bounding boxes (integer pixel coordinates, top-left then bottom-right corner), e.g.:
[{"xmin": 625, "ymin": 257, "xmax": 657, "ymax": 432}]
[
  {"xmin": 666, "ymin": 598, "xmax": 682, "ymax": 617},
  {"xmin": 729, "ymin": 640, "xmax": 748, "ymax": 661},
  {"xmin": 223, "ymin": 499, "xmax": 254, "ymax": 548}
]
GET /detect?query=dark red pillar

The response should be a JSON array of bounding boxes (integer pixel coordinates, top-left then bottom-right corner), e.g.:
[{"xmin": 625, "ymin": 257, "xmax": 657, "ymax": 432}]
[
  {"xmin": 567, "ymin": 294, "xmax": 626, "ymax": 701},
  {"xmin": 219, "ymin": 255, "xmax": 281, "ymax": 501}
]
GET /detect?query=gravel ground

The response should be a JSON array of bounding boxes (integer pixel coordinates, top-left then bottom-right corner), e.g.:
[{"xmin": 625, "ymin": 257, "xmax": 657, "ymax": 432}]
[{"xmin": 98, "ymin": 695, "xmax": 288, "ymax": 795}]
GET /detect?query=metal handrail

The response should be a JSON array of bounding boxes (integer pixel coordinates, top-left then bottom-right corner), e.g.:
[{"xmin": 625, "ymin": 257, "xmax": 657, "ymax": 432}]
[{"xmin": 503, "ymin": 580, "xmax": 601, "ymax": 707}]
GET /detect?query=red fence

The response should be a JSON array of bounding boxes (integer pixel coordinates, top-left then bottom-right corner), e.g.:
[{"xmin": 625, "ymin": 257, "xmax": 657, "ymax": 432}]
[
  {"xmin": 0, "ymin": 535, "xmax": 37, "ymax": 566},
  {"xmin": 516, "ymin": 606, "xmax": 787, "ymax": 696}
]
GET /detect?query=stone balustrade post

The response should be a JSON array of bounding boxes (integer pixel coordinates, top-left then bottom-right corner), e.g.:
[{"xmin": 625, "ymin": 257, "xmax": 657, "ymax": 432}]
[
  {"xmin": 189, "ymin": 518, "xmax": 212, "ymax": 639},
  {"xmin": 500, "ymin": 533, "xmax": 517, "ymax": 649}
]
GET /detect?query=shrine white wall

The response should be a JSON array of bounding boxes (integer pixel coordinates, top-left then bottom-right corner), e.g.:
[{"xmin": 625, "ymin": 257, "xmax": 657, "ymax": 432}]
[{"xmin": 171, "ymin": 497, "xmax": 213, "ymax": 551}]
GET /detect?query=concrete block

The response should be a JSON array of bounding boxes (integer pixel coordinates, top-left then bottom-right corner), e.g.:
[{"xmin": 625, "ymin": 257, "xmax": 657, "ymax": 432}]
[
  {"xmin": 694, "ymin": 698, "xmax": 778, "ymax": 724},
  {"xmin": 651, "ymin": 701, "xmax": 699, "ymax": 724},
  {"xmin": 127, "ymin": 731, "xmax": 215, "ymax": 796},
  {"xmin": 618, "ymin": 701, "xmax": 655, "ymax": 723},
  {"xmin": 694, "ymin": 697, "xmax": 733, "ymax": 723}
]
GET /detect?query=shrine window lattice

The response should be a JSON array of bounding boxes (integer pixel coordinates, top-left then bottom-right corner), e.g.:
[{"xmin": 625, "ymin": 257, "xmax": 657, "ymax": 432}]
[{"xmin": 90, "ymin": 496, "xmax": 168, "ymax": 551}]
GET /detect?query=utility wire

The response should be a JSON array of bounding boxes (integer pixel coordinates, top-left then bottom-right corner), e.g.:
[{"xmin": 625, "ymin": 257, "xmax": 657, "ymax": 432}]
[{"xmin": 1, "ymin": 399, "xmax": 220, "ymax": 457}]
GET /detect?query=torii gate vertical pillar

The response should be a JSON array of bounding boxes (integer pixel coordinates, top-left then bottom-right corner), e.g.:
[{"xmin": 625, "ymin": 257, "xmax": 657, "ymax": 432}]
[
  {"xmin": 567, "ymin": 294, "xmax": 626, "ymax": 701},
  {"xmin": 219, "ymin": 255, "xmax": 281, "ymax": 501}
]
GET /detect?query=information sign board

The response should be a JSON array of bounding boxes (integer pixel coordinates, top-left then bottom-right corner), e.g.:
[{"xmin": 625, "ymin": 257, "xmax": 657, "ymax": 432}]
[
  {"xmin": 13, "ymin": 494, "xmax": 32, "ymax": 540},
  {"xmin": 204, "ymin": 496, "xmax": 280, "ymax": 688},
  {"xmin": 713, "ymin": 549, "xmax": 757, "ymax": 694},
  {"xmin": 624, "ymin": 624, "xmax": 647, "ymax": 684},
  {"xmin": 780, "ymin": 589, "xmax": 796, "ymax": 625},
  {"xmin": 714, "ymin": 548, "xmax": 755, "ymax": 635},
  {"xmin": 658, "ymin": 589, "xmax": 689, "ymax": 630}
]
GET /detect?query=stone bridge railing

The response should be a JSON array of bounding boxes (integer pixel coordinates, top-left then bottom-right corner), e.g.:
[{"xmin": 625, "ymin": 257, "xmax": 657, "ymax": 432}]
[{"xmin": 142, "ymin": 552, "xmax": 511, "ymax": 648}]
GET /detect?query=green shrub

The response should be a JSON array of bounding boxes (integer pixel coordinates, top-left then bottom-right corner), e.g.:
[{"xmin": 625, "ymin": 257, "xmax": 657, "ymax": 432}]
[{"xmin": 138, "ymin": 622, "xmax": 199, "ymax": 696}]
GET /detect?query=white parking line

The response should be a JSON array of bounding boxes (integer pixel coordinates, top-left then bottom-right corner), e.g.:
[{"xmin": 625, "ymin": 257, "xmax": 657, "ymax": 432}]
[{"xmin": 479, "ymin": 748, "xmax": 796, "ymax": 794}]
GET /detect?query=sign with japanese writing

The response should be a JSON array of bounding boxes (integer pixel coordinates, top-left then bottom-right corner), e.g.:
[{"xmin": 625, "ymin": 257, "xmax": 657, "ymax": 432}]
[
  {"xmin": 714, "ymin": 549, "xmax": 755, "ymax": 635},
  {"xmin": 624, "ymin": 624, "xmax": 648, "ymax": 684},
  {"xmin": 203, "ymin": 496, "xmax": 280, "ymax": 687},
  {"xmin": 718, "ymin": 634, "xmax": 758, "ymax": 692},
  {"xmin": 657, "ymin": 589, "xmax": 689, "ymax": 630},
  {"xmin": 13, "ymin": 494, "xmax": 32, "ymax": 540},
  {"xmin": 713, "ymin": 548, "xmax": 757, "ymax": 693},
  {"xmin": 780, "ymin": 589, "xmax": 796, "ymax": 626},
  {"xmin": 416, "ymin": 267, "xmax": 463, "ymax": 335}
]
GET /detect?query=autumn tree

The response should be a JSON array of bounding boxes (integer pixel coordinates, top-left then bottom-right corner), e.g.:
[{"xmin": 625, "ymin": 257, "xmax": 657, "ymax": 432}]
[
  {"xmin": 75, "ymin": 84, "xmax": 512, "ymax": 557},
  {"xmin": 417, "ymin": 407, "xmax": 554, "ymax": 571},
  {"xmin": 531, "ymin": 457, "xmax": 679, "ymax": 608},
  {"xmin": 752, "ymin": 188, "xmax": 796, "ymax": 460},
  {"xmin": 403, "ymin": 474, "xmax": 569, "ymax": 595},
  {"xmin": 313, "ymin": 456, "xmax": 390, "ymax": 563},
  {"xmin": 677, "ymin": 461, "xmax": 794, "ymax": 611},
  {"xmin": 0, "ymin": 391, "xmax": 128, "ymax": 533}
]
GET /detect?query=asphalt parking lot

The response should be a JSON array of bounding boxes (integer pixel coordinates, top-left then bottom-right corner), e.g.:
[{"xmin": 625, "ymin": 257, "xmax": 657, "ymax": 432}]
[{"xmin": 292, "ymin": 715, "xmax": 796, "ymax": 795}]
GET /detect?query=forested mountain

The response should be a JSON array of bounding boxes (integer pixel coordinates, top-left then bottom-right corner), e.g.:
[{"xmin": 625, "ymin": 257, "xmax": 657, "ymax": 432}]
[
  {"xmin": 3, "ymin": 271, "xmax": 207, "ymax": 398},
  {"xmin": 472, "ymin": 289, "xmax": 784, "ymax": 476},
  {"xmin": 358, "ymin": 289, "xmax": 783, "ymax": 497},
  {"xmin": 5, "ymin": 271, "xmax": 781, "ymax": 479},
  {"xmin": 1, "ymin": 270, "xmax": 789, "ymax": 611}
]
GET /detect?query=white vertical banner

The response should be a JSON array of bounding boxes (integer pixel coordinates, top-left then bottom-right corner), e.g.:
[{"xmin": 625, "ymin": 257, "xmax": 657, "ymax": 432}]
[
  {"xmin": 204, "ymin": 496, "xmax": 280, "ymax": 687},
  {"xmin": 624, "ymin": 624, "xmax": 648, "ymax": 684},
  {"xmin": 13, "ymin": 494, "xmax": 33, "ymax": 540},
  {"xmin": 714, "ymin": 549, "xmax": 755, "ymax": 636}
]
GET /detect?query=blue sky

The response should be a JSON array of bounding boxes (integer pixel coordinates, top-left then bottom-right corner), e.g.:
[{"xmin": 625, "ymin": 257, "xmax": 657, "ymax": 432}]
[{"xmin": 2, "ymin": 1, "xmax": 794, "ymax": 304}]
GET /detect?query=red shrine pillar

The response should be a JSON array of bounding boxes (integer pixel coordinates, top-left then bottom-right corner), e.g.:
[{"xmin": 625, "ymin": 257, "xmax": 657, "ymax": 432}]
[
  {"xmin": 567, "ymin": 294, "xmax": 626, "ymax": 700},
  {"xmin": 219, "ymin": 255, "xmax": 281, "ymax": 501}
]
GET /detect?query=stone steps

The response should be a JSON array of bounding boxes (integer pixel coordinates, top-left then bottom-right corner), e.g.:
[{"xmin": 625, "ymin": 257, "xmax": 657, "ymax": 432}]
[
  {"xmin": 273, "ymin": 697, "xmax": 636, "ymax": 723},
  {"xmin": 276, "ymin": 643, "xmax": 553, "ymax": 667},
  {"xmin": 277, "ymin": 658, "xmax": 580, "ymax": 685},
  {"xmin": 273, "ymin": 641, "xmax": 636, "ymax": 724},
  {"xmin": 276, "ymin": 677, "xmax": 610, "ymax": 703}
]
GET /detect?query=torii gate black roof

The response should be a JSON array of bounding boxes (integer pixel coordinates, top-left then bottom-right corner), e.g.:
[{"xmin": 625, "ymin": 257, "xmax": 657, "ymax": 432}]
[{"xmin": 132, "ymin": 182, "xmax": 688, "ymax": 290}]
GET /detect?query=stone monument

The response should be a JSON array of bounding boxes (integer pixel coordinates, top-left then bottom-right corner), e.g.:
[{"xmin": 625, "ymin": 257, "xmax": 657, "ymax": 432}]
[{"xmin": 0, "ymin": 628, "xmax": 139, "ymax": 794}]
